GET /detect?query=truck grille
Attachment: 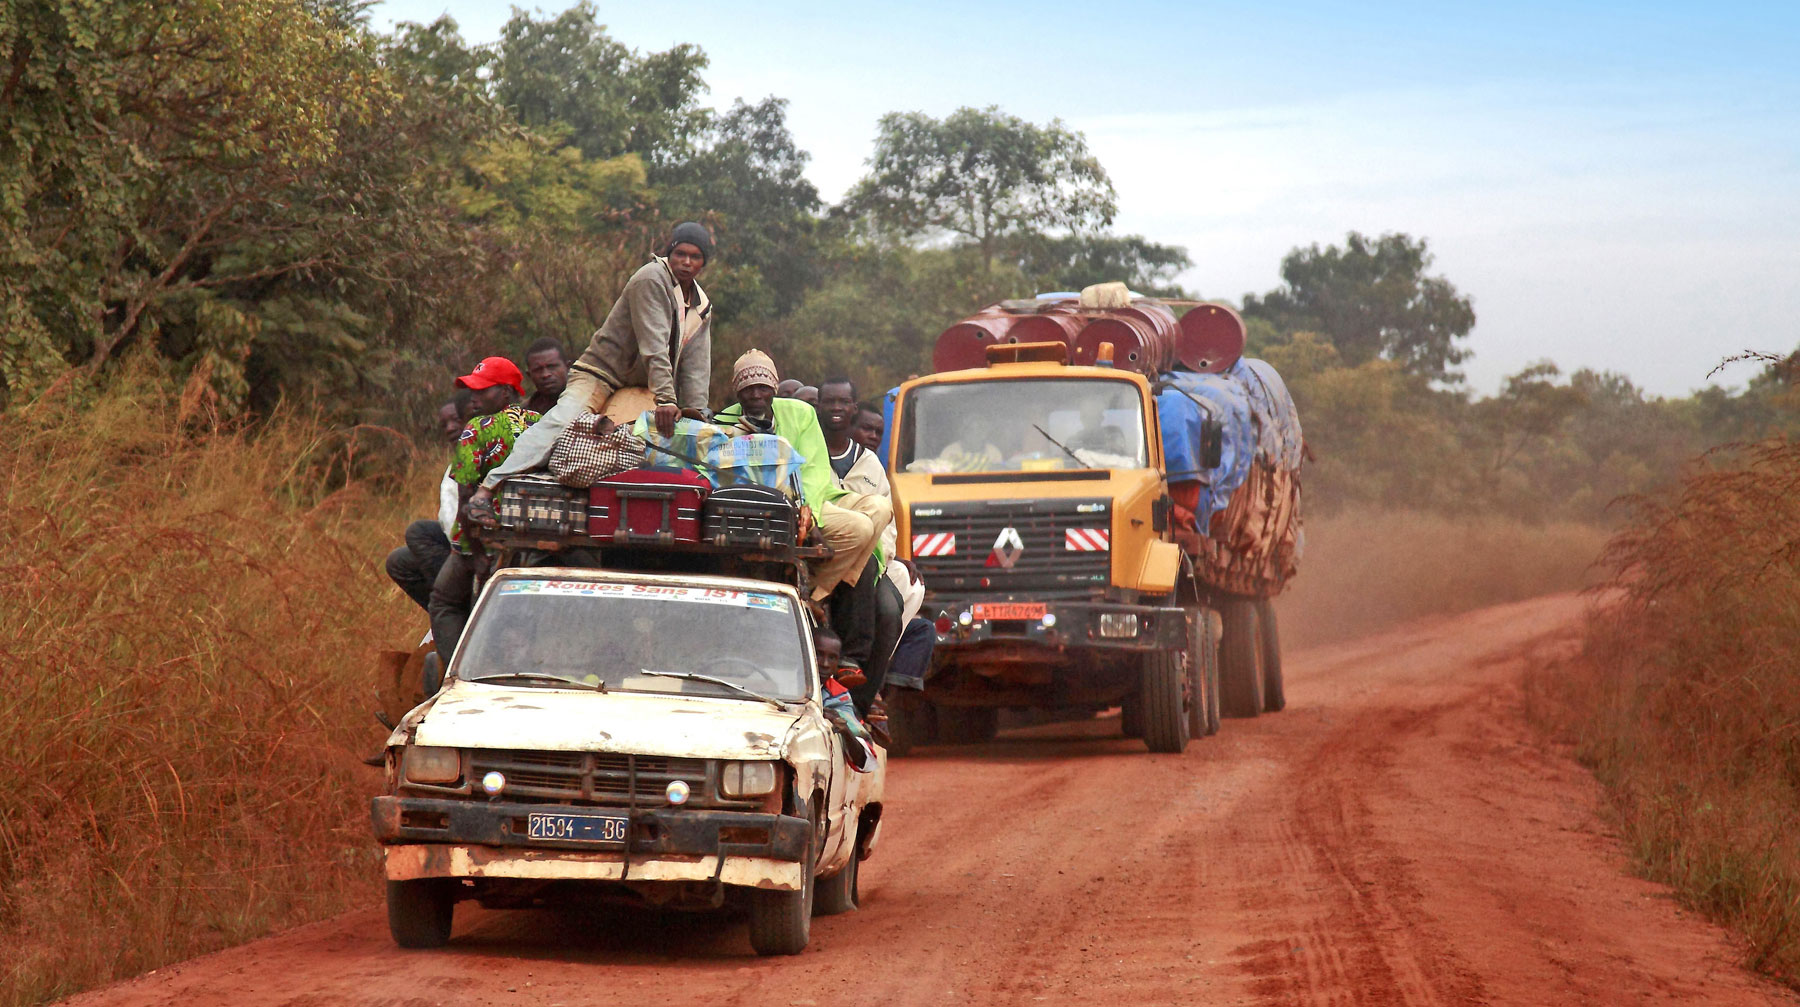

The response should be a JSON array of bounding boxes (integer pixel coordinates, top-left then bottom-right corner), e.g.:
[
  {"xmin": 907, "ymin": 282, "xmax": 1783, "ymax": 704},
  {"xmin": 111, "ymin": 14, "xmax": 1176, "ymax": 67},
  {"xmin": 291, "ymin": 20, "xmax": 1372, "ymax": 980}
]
[
  {"xmin": 909, "ymin": 498, "xmax": 1111, "ymax": 596},
  {"xmin": 466, "ymin": 750, "xmax": 756, "ymax": 809}
]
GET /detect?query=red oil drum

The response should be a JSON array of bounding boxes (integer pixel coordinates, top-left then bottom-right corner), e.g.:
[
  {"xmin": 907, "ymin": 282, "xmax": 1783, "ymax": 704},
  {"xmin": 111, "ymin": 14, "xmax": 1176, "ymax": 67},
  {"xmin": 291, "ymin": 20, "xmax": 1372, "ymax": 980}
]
[
  {"xmin": 1175, "ymin": 302, "xmax": 1246, "ymax": 373},
  {"xmin": 932, "ymin": 314, "xmax": 1017, "ymax": 373}
]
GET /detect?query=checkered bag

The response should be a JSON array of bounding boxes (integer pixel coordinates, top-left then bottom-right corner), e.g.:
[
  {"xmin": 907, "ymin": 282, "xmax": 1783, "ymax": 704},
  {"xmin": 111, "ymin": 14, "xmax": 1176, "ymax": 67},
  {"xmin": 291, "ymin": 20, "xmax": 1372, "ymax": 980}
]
[{"xmin": 547, "ymin": 412, "xmax": 648, "ymax": 487}]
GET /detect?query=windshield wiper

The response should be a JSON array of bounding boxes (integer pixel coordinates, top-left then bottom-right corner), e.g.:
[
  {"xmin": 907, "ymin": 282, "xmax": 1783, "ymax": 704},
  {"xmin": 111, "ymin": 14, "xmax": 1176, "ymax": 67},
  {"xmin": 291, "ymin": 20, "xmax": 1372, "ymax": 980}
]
[
  {"xmin": 639, "ymin": 669, "xmax": 784, "ymax": 708},
  {"xmin": 472, "ymin": 672, "xmax": 606, "ymax": 692},
  {"xmin": 1032, "ymin": 423, "xmax": 1086, "ymax": 467}
]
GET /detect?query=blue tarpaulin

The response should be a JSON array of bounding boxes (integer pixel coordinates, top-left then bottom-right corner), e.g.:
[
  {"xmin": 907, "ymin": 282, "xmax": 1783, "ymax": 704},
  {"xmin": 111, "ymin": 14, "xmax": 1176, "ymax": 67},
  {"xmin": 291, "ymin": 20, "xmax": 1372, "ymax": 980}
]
[{"xmin": 1156, "ymin": 359, "xmax": 1303, "ymax": 525}]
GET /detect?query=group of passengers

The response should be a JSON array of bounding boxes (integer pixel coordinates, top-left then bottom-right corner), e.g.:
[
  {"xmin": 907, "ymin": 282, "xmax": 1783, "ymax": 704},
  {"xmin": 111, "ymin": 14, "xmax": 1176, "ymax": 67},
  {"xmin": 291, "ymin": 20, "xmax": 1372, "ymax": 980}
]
[{"xmin": 383, "ymin": 222, "xmax": 927, "ymax": 744}]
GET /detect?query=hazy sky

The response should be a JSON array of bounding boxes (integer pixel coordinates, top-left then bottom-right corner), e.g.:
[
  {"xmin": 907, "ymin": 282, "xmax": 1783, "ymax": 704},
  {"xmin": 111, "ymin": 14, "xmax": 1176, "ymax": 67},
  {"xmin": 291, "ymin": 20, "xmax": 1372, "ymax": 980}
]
[{"xmin": 370, "ymin": 1, "xmax": 1798, "ymax": 396}]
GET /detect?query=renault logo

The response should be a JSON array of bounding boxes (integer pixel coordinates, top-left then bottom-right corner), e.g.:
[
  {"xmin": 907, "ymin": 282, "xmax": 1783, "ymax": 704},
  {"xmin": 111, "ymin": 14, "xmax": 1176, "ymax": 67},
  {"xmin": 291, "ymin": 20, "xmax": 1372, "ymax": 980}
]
[{"xmin": 986, "ymin": 527, "xmax": 1025, "ymax": 569}]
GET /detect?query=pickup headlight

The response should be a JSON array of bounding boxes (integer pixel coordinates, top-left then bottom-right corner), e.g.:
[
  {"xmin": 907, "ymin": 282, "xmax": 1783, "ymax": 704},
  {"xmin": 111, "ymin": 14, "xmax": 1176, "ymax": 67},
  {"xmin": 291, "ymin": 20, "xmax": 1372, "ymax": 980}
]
[
  {"xmin": 720, "ymin": 761, "xmax": 778, "ymax": 798},
  {"xmin": 403, "ymin": 746, "xmax": 462, "ymax": 784}
]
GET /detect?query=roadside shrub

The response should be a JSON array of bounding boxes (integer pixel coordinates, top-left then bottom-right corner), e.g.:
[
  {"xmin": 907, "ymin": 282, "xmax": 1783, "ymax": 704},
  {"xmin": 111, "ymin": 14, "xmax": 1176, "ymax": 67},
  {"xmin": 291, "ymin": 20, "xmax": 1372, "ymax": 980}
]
[
  {"xmin": 0, "ymin": 365, "xmax": 423, "ymax": 1005},
  {"xmin": 1530, "ymin": 438, "xmax": 1800, "ymax": 987}
]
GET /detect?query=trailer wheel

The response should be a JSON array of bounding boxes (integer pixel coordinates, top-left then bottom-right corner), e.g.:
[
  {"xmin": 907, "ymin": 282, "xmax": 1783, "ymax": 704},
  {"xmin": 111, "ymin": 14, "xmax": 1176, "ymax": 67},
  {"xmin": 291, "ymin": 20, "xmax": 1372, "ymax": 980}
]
[
  {"xmin": 1256, "ymin": 599, "xmax": 1285, "ymax": 713},
  {"xmin": 386, "ymin": 879, "xmax": 455, "ymax": 949},
  {"xmin": 883, "ymin": 690, "xmax": 936, "ymax": 756},
  {"xmin": 938, "ymin": 706, "xmax": 998, "ymax": 744},
  {"xmin": 1187, "ymin": 609, "xmax": 1221, "ymax": 739},
  {"xmin": 749, "ymin": 812, "xmax": 816, "ymax": 955},
  {"xmin": 1219, "ymin": 597, "xmax": 1264, "ymax": 718},
  {"xmin": 1140, "ymin": 650, "xmax": 1190, "ymax": 754}
]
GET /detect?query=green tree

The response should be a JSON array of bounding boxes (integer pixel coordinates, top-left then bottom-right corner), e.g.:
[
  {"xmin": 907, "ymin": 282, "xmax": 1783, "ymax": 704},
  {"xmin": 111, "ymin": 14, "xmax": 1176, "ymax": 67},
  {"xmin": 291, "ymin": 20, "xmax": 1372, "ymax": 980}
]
[
  {"xmin": 1012, "ymin": 233, "xmax": 1191, "ymax": 297},
  {"xmin": 840, "ymin": 106, "xmax": 1116, "ymax": 273},
  {"xmin": 489, "ymin": 2, "xmax": 708, "ymax": 165},
  {"xmin": 1243, "ymin": 232, "xmax": 1476, "ymax": 383}
]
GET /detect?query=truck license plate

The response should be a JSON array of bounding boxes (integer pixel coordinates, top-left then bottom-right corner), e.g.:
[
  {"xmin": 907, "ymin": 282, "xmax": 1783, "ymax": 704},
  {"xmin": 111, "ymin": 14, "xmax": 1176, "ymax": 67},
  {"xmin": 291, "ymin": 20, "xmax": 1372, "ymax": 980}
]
[
  {"xmin": 971, "ymin": 602, "xmax": 1047, "ymax": 621},
  {"xmin": 527, "ymin": 812, "xmax": 629, "ymax": 844}
]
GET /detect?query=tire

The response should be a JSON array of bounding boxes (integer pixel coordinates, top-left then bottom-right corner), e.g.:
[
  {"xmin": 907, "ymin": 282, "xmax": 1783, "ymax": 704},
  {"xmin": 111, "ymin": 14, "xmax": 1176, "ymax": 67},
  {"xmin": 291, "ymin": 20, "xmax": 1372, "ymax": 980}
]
[
  {"xmin": 749, "ymin": 811, "xmax": 816, "ymax": 955},
  {"xmin": 938, "ymin": 706, "xmax": 998, "ymax": 744},
  {"xmin": 1120, "ymin": 694, "xmax": 1143, "ymax": 738},
  {"xmin": 1186, "ymin": 609, "xmax": 1220, "ymax": 739},
  {"xmin": 1140, "ymin": 650, "xmax": 1190, "ymax": 754},
  {"xmin": 884, "ymin": 690, "xmax": 937, "ymax": 756},
  {"xmin": 386, "ymin": 879, "xmax": 455, "ymax": 949},
  {"xmin": 1218, "ymin": 597, "xmax": 1264, "ymax": 718},
  {"xmin": 813, "ymin": 831, "xmax": 860, "ymax": 916},
  {"xmin": 1256, "ymin": 599, "xmax": 1285, "ymax": 713}
]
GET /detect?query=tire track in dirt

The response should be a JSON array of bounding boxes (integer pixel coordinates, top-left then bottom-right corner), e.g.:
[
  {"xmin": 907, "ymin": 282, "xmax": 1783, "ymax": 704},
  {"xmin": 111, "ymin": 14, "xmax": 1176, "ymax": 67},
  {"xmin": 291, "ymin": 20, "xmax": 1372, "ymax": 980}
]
[{"xmin": 62, "ymin": 594, "xmax": 1793, "ymax": 1007}]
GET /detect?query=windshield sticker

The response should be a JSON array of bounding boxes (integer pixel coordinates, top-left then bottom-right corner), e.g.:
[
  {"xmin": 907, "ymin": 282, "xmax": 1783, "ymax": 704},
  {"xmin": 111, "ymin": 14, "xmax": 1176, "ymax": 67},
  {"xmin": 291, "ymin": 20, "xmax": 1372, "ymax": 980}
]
[{"xmin": 497, "ymin": 580, "xmax": 791, "ymax": 612}]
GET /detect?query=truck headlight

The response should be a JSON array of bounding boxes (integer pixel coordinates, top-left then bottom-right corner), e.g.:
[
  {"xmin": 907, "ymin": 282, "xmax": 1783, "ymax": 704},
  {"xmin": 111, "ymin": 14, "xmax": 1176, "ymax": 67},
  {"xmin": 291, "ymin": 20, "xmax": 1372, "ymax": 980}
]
[
  {"xmin": 1098, "ymin": 613, "xmax": 1140, "ymax": 639},
  {"xmin": 721, "ymin": 761, "xmax": 778, "ymax": 798},
  {"xmin": 403, "ymin": 746, "xmax": 462, "ymax": 784}
]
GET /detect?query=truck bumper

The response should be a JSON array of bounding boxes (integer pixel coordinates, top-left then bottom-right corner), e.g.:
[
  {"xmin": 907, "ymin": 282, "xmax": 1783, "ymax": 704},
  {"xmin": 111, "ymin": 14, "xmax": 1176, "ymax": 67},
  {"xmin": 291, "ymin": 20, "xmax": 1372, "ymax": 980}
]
[
  {"xmin": 371, "ymin": 796, "xmax": 811, "ymax": 891},
  {"xmin": 927, "ymin": 598, "xmax": 1188, "ymax": 653}
]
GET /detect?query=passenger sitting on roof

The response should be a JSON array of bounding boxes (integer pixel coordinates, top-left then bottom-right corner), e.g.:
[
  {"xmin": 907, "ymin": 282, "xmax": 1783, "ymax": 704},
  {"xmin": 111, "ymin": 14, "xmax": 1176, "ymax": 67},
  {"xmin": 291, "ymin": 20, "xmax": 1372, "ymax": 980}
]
[{"xmin": 715, "ymin": 351, "xmax": 891, "ymax": 685}]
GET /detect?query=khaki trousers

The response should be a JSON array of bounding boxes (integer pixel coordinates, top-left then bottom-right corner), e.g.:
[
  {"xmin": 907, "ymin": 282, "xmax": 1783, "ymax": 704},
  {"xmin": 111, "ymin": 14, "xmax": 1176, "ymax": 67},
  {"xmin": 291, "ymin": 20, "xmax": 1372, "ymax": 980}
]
[{"xmin": 813, "ymin": 492, "xmax": 893, "ymax": 600}]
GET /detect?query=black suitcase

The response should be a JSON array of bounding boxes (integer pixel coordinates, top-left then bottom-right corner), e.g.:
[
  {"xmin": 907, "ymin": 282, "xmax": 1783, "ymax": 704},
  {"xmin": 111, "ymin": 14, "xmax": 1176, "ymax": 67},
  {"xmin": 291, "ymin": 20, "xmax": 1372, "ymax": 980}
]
[
  {"xmin": 495, "ymin": 473, "xmax": 586, "ymax": 536},
  {"xmin": 702, "ymin": 485, "xmax": 797, "ymax": 550}
]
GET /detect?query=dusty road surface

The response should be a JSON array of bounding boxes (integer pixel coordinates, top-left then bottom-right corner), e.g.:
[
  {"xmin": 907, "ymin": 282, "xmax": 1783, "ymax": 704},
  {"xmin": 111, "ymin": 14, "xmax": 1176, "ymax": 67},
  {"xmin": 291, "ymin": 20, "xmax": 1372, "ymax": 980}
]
[{"xmin": 66, "ymin": 594, "xmax": 1792, "ymax": 1006}]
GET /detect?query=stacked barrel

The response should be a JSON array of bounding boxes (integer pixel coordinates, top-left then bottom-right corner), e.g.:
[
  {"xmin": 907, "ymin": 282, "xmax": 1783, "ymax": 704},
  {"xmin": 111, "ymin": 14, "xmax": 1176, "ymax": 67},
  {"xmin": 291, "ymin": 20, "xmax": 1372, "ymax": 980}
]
[{"xmin": 932, "ymin": 297, "xmax": 1248, "ymax": 378}]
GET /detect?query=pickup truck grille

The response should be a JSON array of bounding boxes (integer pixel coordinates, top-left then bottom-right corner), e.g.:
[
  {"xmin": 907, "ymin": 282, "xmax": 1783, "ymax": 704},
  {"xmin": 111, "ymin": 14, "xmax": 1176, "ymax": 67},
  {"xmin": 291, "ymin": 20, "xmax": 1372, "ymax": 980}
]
[
  {"xmin": 909, "ymin": 498, "xmax": 1111, "ymax": 597},
  {"xmin": 466, "ymin": 750, "xmax": 757, "ymax": 809}
]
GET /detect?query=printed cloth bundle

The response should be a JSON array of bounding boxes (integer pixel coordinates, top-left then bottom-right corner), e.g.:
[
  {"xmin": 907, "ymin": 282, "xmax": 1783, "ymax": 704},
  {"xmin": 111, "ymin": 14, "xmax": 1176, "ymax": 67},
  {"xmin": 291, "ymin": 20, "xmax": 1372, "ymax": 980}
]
[
  {"xmin": 547, "ymin": 413, "xmax": 649, "ymax": 487},
  {"xmin": 631, "ymin": 417, "xmax": 806, "ymax": 497}
]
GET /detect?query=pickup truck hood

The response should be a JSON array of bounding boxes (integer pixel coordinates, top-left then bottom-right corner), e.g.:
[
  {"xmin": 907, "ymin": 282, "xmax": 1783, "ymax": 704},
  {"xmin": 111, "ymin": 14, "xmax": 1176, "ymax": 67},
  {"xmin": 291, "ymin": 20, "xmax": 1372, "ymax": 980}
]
[{"xmin": 409, "ymin": 680, "xmax": 804, "ymax": 760}]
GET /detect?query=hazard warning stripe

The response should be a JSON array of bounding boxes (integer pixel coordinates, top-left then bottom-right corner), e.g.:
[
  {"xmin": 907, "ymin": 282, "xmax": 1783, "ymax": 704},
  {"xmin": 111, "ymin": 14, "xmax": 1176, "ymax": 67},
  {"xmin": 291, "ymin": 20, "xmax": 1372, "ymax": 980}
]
[
  {"xmin": 912, "ymin": 532, "xmax": 957, "ymax": 557},
  {"xmin": 1065, "ymin": 528, "xmax": 1110, "ymax": 551}
]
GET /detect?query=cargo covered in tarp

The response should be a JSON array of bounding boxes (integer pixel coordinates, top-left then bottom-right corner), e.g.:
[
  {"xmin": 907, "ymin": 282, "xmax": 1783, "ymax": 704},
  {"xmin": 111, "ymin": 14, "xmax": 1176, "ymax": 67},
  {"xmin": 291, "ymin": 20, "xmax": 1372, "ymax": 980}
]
[{"xmin": 1157, "ymin": 358, "xmax": 1304, "ymax": 598}]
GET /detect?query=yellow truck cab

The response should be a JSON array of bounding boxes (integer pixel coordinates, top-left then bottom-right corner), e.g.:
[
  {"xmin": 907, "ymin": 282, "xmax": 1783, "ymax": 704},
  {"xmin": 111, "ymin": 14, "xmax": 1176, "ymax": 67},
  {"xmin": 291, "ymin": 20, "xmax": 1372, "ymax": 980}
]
[{"xmin": 888, "ymin": 343, "xmax": 1214, "ymax": 752}]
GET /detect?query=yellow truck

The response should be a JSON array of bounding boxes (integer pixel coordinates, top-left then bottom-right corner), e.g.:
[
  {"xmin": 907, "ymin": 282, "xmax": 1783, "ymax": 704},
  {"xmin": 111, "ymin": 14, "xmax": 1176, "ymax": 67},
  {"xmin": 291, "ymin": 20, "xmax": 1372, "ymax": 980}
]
[{"xmin": 886, "ymin": 311, "xmax": 1302, "ymax": 753}]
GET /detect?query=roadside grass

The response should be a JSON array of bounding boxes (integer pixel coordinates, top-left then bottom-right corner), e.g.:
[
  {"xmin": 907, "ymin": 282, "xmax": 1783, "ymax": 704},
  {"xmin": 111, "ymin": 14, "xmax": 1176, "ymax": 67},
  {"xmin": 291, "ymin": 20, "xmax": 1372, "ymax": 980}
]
[
  {"xmin": 1278, "ymin": 509, "xmax": 1609, "ymax": 649},
  {"xmin": 0, "ymin": 369, "xmax": 424, "ymax": 1005},
  {"xmin": 1526, "ymin": 438, "xmax": 1800, "ymax": 989}
]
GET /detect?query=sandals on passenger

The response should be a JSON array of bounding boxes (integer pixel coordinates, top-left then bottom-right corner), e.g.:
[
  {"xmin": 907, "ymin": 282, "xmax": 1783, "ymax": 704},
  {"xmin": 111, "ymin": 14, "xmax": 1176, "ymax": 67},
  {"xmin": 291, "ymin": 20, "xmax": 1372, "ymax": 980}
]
[
  {"xmin": 833, "ymin": 664, "xmax": 867, "ymax": 688},
  {"xmin": 865, "ymin": 695, "xmax": 891, "ymax": 749}
]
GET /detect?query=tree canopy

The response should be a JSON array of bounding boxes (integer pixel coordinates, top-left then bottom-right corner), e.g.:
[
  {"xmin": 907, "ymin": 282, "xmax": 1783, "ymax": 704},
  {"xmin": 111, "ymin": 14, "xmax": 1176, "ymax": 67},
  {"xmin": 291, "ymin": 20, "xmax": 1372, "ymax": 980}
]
[{"xmin": 840, "ymin": 106, "xmax": 1117, "ymax": 272}]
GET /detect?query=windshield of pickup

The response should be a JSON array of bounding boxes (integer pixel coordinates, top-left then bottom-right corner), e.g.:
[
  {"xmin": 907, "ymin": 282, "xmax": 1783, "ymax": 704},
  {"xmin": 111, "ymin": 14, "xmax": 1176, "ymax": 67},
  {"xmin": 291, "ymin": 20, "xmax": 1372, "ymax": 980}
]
[
  {"xmin": 898, "ymin": 377, "xmax": 1148, "ymax": 473},
  {"xmin": 453, "ymin": 580, "xmax": 811, "ymax": 702}
]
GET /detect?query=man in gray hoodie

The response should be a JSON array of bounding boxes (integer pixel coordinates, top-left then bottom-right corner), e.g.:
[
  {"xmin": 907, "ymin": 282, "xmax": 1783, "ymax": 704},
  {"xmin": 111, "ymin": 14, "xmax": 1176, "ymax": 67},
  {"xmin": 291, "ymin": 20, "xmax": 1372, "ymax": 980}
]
[{"xmin": 467, "ymin": 222, "xmax": 714, "ymax": 520}]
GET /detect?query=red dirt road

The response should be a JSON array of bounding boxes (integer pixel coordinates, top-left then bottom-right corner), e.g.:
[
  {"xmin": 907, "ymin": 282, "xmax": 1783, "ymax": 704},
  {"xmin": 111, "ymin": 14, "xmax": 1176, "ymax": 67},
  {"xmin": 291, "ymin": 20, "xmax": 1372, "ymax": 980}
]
[{"xmin": 65, "ymin": 595, "xmax": 1792, "ymax": 1006}]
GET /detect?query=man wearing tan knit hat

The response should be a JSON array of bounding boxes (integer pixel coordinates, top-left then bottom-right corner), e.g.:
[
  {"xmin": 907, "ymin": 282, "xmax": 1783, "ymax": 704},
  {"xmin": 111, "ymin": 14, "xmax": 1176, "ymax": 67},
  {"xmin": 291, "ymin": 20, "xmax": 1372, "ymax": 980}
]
[{"xmin": 716, "ymin": 349, "xmax": 892, "ymax": 681}]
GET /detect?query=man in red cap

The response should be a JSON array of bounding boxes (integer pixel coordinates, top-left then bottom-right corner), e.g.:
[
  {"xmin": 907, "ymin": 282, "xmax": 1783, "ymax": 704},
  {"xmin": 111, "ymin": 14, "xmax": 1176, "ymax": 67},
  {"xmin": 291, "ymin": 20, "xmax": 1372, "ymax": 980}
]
[{"xmin": 427, "ymin": 356, "xmax": 540, "ymax": 664}]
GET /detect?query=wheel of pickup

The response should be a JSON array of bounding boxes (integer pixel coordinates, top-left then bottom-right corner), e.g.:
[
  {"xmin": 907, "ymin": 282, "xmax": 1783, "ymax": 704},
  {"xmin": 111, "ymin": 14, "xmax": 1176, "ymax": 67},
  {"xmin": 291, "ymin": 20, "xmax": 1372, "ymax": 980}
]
[
  {"xmin": 813, "ymin": 824, "xmax": 860, "ymax": 916},
  {"xmin": 748, "ymin": 811, "xmax": 816, "ymax": 955},
  {"xmin": 937, "ymin": 706, "xmax": 999, "ymax": 744},
  {"xmin": 386, "ymin": 878, "xmax": 455, "ymax": 949},
  {"xmin": 1219, "ymin": 597, "xmax": 1264, "ymax": 718},
  {"xmin": 1256, "ymin": 599, "xmax": 1285, "ymax": 713},
  {"xmin": 1140, "ymin": 649, "xmax": 1190, "ymax": 754}
]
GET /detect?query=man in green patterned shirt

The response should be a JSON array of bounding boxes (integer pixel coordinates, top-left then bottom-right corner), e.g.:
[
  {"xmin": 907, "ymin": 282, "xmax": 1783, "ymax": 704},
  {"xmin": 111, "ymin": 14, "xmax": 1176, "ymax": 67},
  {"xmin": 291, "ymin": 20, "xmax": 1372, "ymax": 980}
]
[{"xmin": 429, "ymin": 357, "xmax": 540, "ymax": 665}]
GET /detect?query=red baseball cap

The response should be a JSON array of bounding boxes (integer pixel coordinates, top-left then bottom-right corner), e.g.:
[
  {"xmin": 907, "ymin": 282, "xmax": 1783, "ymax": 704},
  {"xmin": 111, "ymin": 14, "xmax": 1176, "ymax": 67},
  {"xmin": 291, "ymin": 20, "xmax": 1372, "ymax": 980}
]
[{"xmin": 455, "ymin": 356, "xmax": 524, "ymax": 395}]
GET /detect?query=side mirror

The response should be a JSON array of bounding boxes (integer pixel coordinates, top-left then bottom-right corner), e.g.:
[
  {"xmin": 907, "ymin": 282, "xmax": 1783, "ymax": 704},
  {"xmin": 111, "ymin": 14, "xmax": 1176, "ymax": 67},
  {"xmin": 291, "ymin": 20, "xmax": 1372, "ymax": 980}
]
[{"xmin": 1199, "ymin": 418, "xmax": 1224, "ymax": 470}]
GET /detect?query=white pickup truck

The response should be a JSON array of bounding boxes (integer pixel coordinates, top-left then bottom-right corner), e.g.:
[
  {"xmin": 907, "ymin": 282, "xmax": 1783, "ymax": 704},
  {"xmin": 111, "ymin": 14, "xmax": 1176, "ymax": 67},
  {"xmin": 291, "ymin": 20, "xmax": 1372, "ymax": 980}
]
[{"xmin": 371, "ymin": 568, "xmax": 885, "ymax": 955}]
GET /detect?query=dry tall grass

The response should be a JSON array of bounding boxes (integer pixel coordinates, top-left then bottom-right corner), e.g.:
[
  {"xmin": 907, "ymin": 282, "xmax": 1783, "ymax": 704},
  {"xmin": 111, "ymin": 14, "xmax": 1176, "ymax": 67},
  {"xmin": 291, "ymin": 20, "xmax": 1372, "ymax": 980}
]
[
  {"xmin": 1277, "ymin": 509, "xmax": 1609, "ymax": 649},
  {"xmin": 1528, "ymin": 439, "xmax": 1800, "ymax": 987},
  {"xmin": 0, "ymin": 369, "xmax": 422, "ymax": 1005}
]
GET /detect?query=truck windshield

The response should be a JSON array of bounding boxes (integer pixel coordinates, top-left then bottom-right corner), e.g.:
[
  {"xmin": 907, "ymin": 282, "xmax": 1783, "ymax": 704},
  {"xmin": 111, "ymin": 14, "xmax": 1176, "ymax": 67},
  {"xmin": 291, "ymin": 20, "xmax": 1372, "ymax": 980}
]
[
  {"xmin": 453, "ymin": 580, "xmax": 810, "ymax": 703},
  {"xmin": 898, "ymin": 378, "xmax": 1148, "ymax": 473}
]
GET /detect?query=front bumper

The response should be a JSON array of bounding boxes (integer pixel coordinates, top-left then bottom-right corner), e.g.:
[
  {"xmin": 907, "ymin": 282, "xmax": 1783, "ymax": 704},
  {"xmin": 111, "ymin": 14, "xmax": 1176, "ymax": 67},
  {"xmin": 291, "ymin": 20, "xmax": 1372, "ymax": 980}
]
[
  {"xmin": 926, "ymin": 598, "xmax": 1187, "ymax": 653},
  {"xmin": 371, "ymin": 796, "xmax": 811, "ymax": 889}
]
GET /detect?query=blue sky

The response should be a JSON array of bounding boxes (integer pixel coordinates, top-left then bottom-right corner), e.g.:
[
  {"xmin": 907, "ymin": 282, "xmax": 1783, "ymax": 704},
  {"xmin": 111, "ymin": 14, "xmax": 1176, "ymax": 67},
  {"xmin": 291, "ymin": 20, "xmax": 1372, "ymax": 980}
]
[{"xmin": 370, "ymin": 1, "xmax": 1799, "ymax": 396}]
